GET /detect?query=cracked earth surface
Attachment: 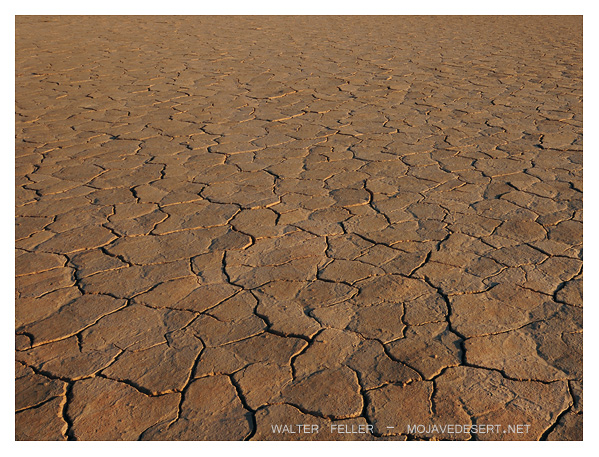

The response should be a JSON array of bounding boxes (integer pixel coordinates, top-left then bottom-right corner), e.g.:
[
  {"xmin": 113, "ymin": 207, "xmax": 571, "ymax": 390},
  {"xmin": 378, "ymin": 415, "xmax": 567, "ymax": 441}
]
[{"xmin": 15, "ymin": 16, "xmax": 582, "ymax": 441}]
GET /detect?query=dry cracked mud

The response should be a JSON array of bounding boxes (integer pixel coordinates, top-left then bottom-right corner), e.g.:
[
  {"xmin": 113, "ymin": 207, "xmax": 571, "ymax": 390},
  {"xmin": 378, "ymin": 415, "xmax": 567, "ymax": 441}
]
[{"xmin": 15, "ymin": 16, "xmax": 582, "ymax": 441}]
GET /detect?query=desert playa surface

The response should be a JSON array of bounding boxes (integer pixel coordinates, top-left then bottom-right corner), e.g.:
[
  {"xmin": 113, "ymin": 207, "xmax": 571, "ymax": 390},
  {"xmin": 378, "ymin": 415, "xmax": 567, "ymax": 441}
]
[{"xmin": 15, "ymin": 16, "xmax": 582, "ymax": 440}]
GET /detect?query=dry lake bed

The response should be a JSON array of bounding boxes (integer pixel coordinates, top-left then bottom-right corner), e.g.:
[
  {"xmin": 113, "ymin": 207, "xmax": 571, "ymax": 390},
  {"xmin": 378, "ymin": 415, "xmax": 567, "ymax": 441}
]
[{"xmin": 15, "ymin": 16, "xmax": 582, "ymax": 440}]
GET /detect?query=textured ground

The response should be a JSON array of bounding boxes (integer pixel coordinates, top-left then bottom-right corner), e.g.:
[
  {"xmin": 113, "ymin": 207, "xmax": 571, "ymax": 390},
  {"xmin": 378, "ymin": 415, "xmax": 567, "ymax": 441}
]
[{"xmin": 15, "ymin": 16, "xmax": 582, "ymax": 441}]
